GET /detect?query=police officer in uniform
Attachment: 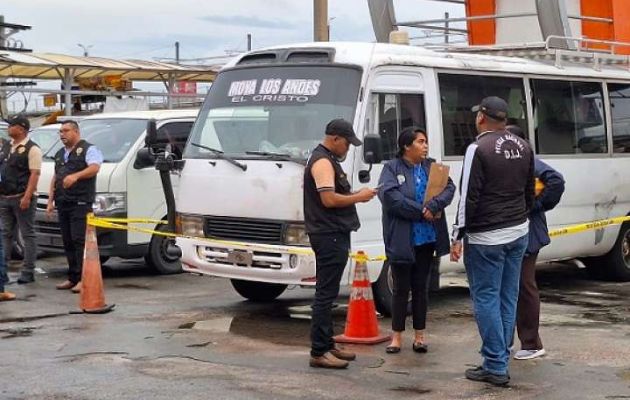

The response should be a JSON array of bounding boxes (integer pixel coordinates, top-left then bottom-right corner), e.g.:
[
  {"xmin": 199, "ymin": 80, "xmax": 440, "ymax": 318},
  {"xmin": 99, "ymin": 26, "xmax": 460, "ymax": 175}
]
[
  {"xmin": 304, "ymin": 118, "xmax": 377, "ymax": 369},
  {"xmin": 0, "ymin": 115, "xmax": 42, "ymax": 285},
  {"xmin": 46, "ymin": 121, "xmax": 102, "ymax": 293}
]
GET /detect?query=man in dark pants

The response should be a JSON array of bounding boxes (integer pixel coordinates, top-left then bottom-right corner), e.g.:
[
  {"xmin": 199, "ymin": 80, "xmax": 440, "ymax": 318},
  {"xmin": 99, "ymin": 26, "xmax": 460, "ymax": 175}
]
[
  {"xmin": 46, "ymin": 121, "xmax": 102, "ymax": 293},
  {"xmin": 0, "ymin": 115, "xmax": 42, "ymax": 284},
  {"xmin": 450, "ymin": 97, "xmax": 535, "ymax": 386},
  {"xmin": 304, "ymin": 118, "xmax": 377, "ymax": 369}
]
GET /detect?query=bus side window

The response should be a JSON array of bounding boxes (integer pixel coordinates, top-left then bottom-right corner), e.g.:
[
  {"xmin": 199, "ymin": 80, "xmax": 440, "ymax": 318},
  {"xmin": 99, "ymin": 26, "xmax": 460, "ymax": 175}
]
[
  {"xmin": 438, "ymin": 73, "xmax": 528, "ymax": 157},
  {"xmin": 608, "ymin": 83, "xmax": 630, "ymax": 154},
  {"xmin": 375, "ymin": 93, "xmax": 426, "ymax": 161},
  {"xmin": 532, "ymin": 79, "xmax": 608, "ymax": 155}
]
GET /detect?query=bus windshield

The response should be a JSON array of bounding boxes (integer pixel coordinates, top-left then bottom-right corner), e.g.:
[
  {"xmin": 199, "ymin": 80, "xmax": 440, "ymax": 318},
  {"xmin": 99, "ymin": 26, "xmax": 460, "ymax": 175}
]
[{"xmin": 184, "ymin": 65, "xmax": 362, "ymax": 160}]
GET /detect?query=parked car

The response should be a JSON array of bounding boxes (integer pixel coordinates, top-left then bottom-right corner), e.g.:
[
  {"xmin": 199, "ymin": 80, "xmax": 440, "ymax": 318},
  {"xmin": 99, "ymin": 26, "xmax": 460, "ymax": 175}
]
[{"xmin": 35, "ymin": 110, "xmax": 198, "ymax": 273}]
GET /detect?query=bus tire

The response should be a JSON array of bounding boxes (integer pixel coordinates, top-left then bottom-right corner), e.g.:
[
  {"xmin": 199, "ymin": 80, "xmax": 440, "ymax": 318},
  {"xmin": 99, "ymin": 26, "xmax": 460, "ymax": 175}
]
[
  {"xmin": 373, "ymin": 258, "xmax": 440, "ymax": 317},
  {"xmin": 602, "ymin": 221, "xmax": 630, "ymax": 282},
  {"xmin": 230, "ymin": 279, "xmax": 287, "ymax": 302},
  {"xmin": 145, "ymin": 224, "xmax": 182, "ymax": 275},
  {"xmin": 372, "ymin": 261, "xmax": 394, "ymax": 317}
]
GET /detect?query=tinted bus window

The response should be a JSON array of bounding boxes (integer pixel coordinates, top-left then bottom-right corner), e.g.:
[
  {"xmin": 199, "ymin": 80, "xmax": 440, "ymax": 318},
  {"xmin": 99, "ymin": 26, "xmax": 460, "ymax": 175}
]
[
  {"xmin": 439, "ymin": 74, "xmax": 527, "ymax": 156},
  {"xmin": 376, "ymin": 93, "xmax": 426, "ymax": 161},
  {"xmin": 608, "ymin": 83, "xmax": 630, "ymax": 154},
  {"xmin": 532, "ymin": 80, "xmax": 607, "ymax": 155}
]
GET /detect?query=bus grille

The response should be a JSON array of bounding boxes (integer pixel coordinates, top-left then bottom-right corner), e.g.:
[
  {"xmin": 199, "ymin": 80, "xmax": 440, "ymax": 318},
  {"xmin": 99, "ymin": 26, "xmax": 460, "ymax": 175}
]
[{"xmin": 204, "ymin": 216, "xmax": 283, "ymax": 244}]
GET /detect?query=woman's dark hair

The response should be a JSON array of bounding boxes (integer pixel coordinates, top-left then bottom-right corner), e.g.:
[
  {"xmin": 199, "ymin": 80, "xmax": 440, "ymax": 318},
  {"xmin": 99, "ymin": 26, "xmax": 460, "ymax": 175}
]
[{"xmin": 397, "ymin": 126, "xmax": 427, "ymax": 157}]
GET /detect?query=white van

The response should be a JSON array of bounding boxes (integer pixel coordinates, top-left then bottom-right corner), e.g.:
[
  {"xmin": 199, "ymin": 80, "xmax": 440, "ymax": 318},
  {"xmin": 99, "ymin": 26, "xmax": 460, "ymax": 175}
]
[
  {"xmin": 35, "ymin": 109, "xmax": 198, "ymax": 273},
  {"xmin": 174, "ymin": 42, "xmax": 630, "ymax": 315}
]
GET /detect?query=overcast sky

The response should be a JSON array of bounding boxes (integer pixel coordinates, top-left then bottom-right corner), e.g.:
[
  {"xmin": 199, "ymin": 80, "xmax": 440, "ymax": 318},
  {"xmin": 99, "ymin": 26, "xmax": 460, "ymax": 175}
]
[
  {"xmin": 2, "ymin": 1, "xmax": 465, "ymax": 112},
  {"xmin": 3, "ymin": 0, "xmax": 465, "ymax": 60}
]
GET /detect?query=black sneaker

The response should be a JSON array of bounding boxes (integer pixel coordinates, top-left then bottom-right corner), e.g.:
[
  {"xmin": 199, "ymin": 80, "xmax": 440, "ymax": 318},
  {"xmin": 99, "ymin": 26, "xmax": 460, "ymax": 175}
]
[
  {"xmin": 465, "ymin": 366, "xmax": 510, "ymax": 386},
  {"xmin": 17, "ymin": 274, "xmax": 35, "ymax": 284}
]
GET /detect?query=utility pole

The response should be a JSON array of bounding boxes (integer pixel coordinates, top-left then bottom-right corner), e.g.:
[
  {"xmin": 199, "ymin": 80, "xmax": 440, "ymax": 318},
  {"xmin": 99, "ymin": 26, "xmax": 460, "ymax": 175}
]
[
  {"xmin": 313, "ymin": 0, "xmax": 329, "ymax": 42},
  {"xmin": 0, "ymin": 16, "xmax": 7, "ymax": 117},
  {"xmin": 247, "ymin": 33, "xmax": 252, "ymax": 51},
  {"xmin": 445, "ymin": 12, "xmax": 450, "ymax": 44},
  {"xmin": 175, "ymin": 41, "xmax": 180, "ymax": 64}
]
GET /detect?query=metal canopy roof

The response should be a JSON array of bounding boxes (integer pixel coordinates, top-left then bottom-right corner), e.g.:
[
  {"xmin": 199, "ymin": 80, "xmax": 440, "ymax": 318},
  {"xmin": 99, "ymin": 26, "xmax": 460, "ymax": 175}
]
[{"xmin": 0, "ymin": 50, "xmax": 219, "ymax": 82}]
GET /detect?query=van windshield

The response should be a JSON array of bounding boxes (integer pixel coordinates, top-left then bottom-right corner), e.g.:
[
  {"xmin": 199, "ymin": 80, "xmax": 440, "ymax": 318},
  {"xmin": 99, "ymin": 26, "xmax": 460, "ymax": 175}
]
[
  {"xmin": 184, "ymin": 65, "xmax": 362, "ymax": 160},
  {"xmin": 45, "ymin": 119, "xmax": 147, "ymax": 162}
]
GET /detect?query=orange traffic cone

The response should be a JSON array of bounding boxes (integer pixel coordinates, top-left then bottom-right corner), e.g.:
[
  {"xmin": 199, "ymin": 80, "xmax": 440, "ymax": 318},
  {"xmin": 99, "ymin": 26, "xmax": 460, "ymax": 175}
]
[
  {"xmin": 78, "ymin": 215, "xmax": 115, "ymax": 314},
  {"xmin": 334, "ymin": 251, "xmax": 390, "ymax": 344}
]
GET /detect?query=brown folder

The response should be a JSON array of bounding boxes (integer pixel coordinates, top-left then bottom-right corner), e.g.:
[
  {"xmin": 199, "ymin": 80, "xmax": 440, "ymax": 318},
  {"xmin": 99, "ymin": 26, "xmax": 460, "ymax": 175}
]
[{"xmin": 423, "ymin": 163, "xmax": 450, "ymax": 207}]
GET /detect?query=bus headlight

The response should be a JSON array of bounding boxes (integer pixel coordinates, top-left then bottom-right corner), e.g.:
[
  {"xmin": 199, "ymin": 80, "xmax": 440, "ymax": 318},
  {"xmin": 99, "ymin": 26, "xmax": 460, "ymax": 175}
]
[
  {"xmin": 93, "ymin": 193, "xmax": 126, "ymax": 214},
  {"xmin": 284, "ymin": 223, "xmax": 309, "ymax": 246},
  {"xmin": 180, "ymin": 214, "xmax": 205, "ymax": 238}
]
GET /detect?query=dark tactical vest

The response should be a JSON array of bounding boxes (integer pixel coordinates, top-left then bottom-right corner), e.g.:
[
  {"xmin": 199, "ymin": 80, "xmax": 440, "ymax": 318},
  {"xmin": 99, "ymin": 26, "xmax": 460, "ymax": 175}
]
[
  {"xmin": 0, "ymin": 139, "xmax": 38, "ymax": 195},
  {"xmin": 54, "ymin": 140, "xmax": 96, "ymax": 203},
  {"xmin": 303, "ymin": 144, "xmax": 360, "ymax": 234}
]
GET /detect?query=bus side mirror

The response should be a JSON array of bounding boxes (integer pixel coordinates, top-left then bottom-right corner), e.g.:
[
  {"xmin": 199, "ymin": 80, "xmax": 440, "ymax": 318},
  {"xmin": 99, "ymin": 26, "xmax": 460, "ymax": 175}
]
[
  {"xmin": 359, "ymin": 134, "xmax": 383, "ymax": 183},
  {"xmin": 133, "ymin": 148, "xmax": 155, "ymax": 169},
  {"xmin": 145, "ymin": 119, "xmax": 157, "ymax": 148},
  {"xmin": 363, "ymin": 134, "xmax": 383, "ymax": 164}
]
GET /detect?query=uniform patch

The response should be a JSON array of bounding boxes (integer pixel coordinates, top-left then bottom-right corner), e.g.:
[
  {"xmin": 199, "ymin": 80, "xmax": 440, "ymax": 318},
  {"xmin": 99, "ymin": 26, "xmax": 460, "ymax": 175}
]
[
  {"xmin": 17, "ymin": 147, "xmax": 25, "ymax": 154},
  {"xmin": 397, "ymin": 174, "xmax": 406, "ymax": 185},
  {"xmin": 76, "ymin": 148, "xmax": 83, "ymax": 155}
]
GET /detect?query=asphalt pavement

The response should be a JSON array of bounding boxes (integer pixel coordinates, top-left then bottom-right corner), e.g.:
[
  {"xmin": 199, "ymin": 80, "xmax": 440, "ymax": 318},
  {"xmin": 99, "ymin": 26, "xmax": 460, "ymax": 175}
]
[{"xmin": 0, "ymin": 255, "xmax": 629, "ymax": 400}]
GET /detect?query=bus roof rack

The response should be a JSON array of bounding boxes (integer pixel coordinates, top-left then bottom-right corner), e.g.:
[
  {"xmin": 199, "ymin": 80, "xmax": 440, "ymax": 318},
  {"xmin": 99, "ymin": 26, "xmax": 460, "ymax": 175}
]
[{"xmin": 441, "ymin": 36, "xmax": 630, "ymax": 71}]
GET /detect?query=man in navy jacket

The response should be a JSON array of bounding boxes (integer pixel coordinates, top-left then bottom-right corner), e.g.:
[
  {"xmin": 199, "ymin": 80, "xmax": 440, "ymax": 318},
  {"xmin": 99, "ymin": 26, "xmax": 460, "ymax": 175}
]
[{"xmin": 506, "ymin": 125, "xmax": 565, "ymax": 361}]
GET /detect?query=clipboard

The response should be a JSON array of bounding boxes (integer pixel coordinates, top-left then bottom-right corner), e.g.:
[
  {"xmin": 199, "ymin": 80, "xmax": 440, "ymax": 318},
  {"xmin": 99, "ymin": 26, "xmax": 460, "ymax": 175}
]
[{"xmin": 423, "ymin": 163, "xmax": 450, "ymax": 207}]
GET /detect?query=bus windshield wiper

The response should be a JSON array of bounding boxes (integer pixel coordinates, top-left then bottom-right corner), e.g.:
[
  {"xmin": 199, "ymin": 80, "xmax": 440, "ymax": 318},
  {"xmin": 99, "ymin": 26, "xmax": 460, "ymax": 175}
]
[
  {"xmin": 190, "ymin": 143, "xmax": 247, "ymax": 171},
  {"xmin": 245, "ymin": 151, "xmax": 306, "ymax": 165}
]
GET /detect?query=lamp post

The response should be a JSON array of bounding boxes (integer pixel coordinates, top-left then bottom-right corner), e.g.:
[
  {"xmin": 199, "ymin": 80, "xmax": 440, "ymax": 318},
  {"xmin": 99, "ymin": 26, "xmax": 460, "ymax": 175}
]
[{"xmin": 77, "ymin": 43, "xmax": 93, "ymax": 57}]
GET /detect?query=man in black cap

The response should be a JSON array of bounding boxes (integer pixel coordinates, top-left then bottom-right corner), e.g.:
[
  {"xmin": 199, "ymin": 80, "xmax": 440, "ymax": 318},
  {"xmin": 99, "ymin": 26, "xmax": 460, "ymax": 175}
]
[
  {"xmin": 304, "ymin": 118, "xmax": 377, "ymax": 369},
  {"xmin": 450, "ymin": 97, "xmax": 535, "ymax": 386},
  {"xmin": 0, "ymin": 115, "xmax": 42, "ymax": 285}
]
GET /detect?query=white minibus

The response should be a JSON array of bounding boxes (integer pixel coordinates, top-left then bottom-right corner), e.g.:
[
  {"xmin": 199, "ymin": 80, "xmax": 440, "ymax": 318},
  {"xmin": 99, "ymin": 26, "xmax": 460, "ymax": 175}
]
[{"xmin": 175, "ymin": 42, "xmax": 630, "ymax": 315}]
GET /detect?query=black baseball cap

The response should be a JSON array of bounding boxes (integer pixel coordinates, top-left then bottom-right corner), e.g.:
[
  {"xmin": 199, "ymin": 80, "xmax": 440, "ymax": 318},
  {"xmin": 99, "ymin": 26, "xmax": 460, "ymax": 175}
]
[
  {"xmin": 471, "ymin": 96, "xmax": 508, "ymax": 121},
  {"xmin": 325, "ymin": 118, "xmax": 362, "ymax": 146},
  {"xmin": 6, "ymin": 115, "xmax": 30, "ymax": 131}
]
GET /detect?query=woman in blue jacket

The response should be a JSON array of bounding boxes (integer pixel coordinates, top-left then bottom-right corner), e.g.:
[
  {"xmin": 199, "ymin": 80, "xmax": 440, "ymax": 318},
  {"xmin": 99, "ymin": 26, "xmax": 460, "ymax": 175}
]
[{"xmin": 378, "ymin": 127, "xmax": 455, "ymax": 354}]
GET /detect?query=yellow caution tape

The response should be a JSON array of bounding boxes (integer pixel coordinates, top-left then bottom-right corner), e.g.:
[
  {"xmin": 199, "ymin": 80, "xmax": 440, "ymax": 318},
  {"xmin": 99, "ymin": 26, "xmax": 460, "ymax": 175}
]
[
  {"xmin": 87, "ymin": 214, "xmax": 630, "ymax": 262},
  {"xmin": 548, "ymin": 215, "xmax": 630, "ymax": 237}
]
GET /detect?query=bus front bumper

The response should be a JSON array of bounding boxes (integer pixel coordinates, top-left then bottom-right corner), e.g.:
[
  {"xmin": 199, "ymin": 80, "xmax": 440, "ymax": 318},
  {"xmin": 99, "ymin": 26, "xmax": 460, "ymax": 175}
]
[{"xmin": 177, "ymin": 237, "xmax": 317, "ymax": 286}]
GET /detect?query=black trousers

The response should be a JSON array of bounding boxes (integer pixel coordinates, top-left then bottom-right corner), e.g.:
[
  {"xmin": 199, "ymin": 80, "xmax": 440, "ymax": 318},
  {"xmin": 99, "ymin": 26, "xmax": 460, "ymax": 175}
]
[
  {"xmin": 390, "ymin": 243, "xmax": 435, "ymax": 332},
  {"xmin": 309, "ymin": 232, "xmax": 350, "ymax": 357},
  {"xmin": 516, "ymin": 252, "xmax": 544, "ymax": 350},
  {"xmin": 57, "ymin": 202, "xmax": 92, "ymax": 284}
]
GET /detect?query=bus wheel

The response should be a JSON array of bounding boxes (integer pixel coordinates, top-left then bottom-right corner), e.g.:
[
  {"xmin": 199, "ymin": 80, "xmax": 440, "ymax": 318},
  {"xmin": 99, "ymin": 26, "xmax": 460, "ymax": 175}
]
[
  {"xmin": 372, "ymin": 261, "xmax": 394, "ymax": 317},
  {"xmin": 146, "ymin": 225, "xmax": 182, "ymax": 275},
  {"xmin": 230, "ymin": 279, "xmax": 287, "ymax": 302},
  {"xmin": 372, "ymin": 258, "xmax": 440, "ymax": 317},
  {"xmin": 602, "ymin": 221, "xmax": 630, "ymax": 282}
]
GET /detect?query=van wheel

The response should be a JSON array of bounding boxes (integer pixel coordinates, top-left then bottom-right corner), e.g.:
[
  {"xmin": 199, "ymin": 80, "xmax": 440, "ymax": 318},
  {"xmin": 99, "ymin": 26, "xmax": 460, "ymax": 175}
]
[
  {"xmin": 145, "ymin": 225, "xmax": 182, "ymax": 274},
  {"xmin": 601, "ymin": 222, "xmax": 630, "ymax": 281},
  {"xmin": 231, "ymin": 279, "xmax": 287, "ymax": 302},
  {"xmin": 372, "ymin": 258, "xmax": 440, "ymax": 317}
]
